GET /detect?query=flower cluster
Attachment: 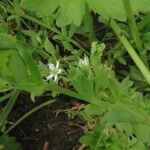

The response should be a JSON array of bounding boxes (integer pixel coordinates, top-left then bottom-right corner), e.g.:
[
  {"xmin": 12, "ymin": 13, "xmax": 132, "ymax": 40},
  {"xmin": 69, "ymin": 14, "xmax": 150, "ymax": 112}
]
[
  {"xmin": 46, "ymin": 61, "xmax": 62, "ymax": 82},
  {"xmin": 78, "ymin": 55, "xmax": 89, "ymax": 67}
]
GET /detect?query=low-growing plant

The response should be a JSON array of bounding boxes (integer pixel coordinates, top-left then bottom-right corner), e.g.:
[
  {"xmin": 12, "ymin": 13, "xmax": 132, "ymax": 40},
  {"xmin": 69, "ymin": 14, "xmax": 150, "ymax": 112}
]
[{"xmin": 0, "ymin": 0, "xmax": 150, "ymax": 149}]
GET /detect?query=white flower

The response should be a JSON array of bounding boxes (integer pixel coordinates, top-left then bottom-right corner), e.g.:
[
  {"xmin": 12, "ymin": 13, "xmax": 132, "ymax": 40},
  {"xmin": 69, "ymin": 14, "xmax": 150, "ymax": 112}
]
[
  {"xmin": 46, "ymin": 61, "xmax": 62, "ymax": 82},
  {"xmin": 79, "ymin": 55, "xmax": 89, "ymax": 67}
]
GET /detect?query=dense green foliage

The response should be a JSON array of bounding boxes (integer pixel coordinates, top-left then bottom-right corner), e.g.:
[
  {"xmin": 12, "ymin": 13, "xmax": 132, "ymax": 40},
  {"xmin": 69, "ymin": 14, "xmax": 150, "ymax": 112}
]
[{"xmin": 0, "ymin": 0, "xmax": 150, "ymax": 149}]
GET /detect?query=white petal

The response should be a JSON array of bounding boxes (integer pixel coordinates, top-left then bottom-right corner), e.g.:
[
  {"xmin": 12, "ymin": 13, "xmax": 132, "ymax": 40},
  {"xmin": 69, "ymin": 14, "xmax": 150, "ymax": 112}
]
[
  {"xmin": 57, "ymin": 69, "xmax": 62, "ymax": 74},
  {"xmin": 79, "ymin": 59, "xmax": 84, "ymax": 67},
  {"xmin": 54, "ymin": 75, "xmax": 58, "ymax": 82},
  {"xmin": 56, "ymin": 61, "xmax": 60, "ymax": 69},
  {"xmin": 48, "ymin": 63, "xmax": 54, "ymax": 70},
  {"xmin": 46, "ymin": 74, "xmax": 54, "ymax": 81},
  {"xmin": 84, "ymin": 55, "xmax": 89, "ymax": 64}
]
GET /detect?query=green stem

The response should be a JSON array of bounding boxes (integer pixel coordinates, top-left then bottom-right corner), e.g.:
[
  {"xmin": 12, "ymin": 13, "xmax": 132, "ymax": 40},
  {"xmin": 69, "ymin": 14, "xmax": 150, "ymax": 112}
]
[
  {"xmin": 46, "ymin": 83, "xmax": 84, "ymax": 101},
  {"xmin": 110, "ymin": 20, "xmax": 150, "ymax": 84},
  {"xmin": 122, "ymin": 0, "xmax": 141, "ymax": 49},
  {"xmin": 0, "ymin": 90, "xmax": 19, "ymax": 131},
  {"xmin": 4, "ymin": 99, "xmax": 56, "ymax": 134},
  {"xmin": 85, "ymin": 3, "xmax": 96, "ymax": 42},
  {"xmin": 122, "ymin": 0, "xmax": 149, "ymax": 67},
  {"xmin": 23, "ymin": 15, "xmax": 59, "ymax": 34},
  {"xmin": 22, "ymin": 15, "xmax": 87, "ymax": 53},
  {"xmin": 46, "ymin": 83, "xmax": 103, "ymax": 105},
  {"xmin": 0, "ymin": 92, "xmax": 13, "ymax": 103}
]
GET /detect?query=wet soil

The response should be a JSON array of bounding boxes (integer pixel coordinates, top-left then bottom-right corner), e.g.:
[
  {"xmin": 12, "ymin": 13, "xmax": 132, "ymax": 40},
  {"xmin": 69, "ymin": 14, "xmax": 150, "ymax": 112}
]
[{"xmin": 10, "ymin": 93, "xmax": 85, "ymax": 150}]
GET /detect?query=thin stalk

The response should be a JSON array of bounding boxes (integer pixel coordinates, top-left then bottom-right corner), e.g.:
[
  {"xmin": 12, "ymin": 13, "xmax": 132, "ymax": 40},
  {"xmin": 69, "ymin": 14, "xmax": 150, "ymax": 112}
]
[
  {"xmin": 46, "ymin": 83, "xmax": 84, "ymax": 101},
  {"xmin": 110, "ymin": 20, "xmax": 150, "ymax": 84},
  {"xmin": 122, "ymin": 0, "xmax": 149, "ymax": 67},
  {"xmin": 23, "ymin": 15, "xmax": 60, "ymax": 34},
  {"xmin": 0, "ymin": 92, "xmax": 13, "ymax": 103},
  {"xmin": 46, "ymin": 83, "xmax": 103, "ymax": 105},
  {"xmin": 0, "ymin": 90, "xmax": 19, "ymax": 130},
  {"xmin": 22, "ymin": 15, "xmax": 87, "ymax": 53},
  {"xmin": 85, "ymin": 3, "xmax": 96, "ymax": 42},
  {"xmin": 4, "ymin": 99, "xmax": 56, "ymax": 134}
]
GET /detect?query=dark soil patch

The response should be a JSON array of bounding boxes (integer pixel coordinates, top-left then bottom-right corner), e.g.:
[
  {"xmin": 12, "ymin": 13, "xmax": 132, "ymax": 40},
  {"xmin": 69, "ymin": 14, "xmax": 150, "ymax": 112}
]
[{"xmin": 9, "ymin": 93, "xmax": 85, "ymax": 150}]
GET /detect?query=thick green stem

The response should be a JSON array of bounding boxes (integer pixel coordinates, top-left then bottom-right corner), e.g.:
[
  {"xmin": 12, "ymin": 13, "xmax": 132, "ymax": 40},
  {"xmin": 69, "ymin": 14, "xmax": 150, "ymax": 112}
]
[
  {"xmin": 110, "ymin": 20, "xmax": 150, "ymax": 84},
  {"xmin": 122, "ymin": 0, "xmax": 149, "ymax": 67},
  {"xmin": 85, "ymin": 3, "xmax": 96, "ymax": 42},
  {"xmin": 122, "ymin": 0, "xmax": 141, "ymax": 49},
  {"xmin": 4, "ymin": 99, "xmax": 56, "ymax": 134}
]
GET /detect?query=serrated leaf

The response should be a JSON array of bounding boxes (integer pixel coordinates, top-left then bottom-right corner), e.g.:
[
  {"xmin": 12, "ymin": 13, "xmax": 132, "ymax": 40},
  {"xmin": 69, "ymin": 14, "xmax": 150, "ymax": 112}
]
[
  {"xmin": 90, "ymin": 42, "xmax": 105, "ymax": 66},
  {"xmin": 69, "ymin": 67, "xmax": 94, "ymax": 100},
  {"xmin": 134, "ymin": 124, "xmax": 150, "ymax": 143},
  {"xmin": 102, "ymin": 103, "xmax": 147, "ymax": 124},
  {"xmin": 80, "ymin": 132, "xmax": 99, "ymax": 150},
  {"xmin": 108, "ymin": 78, "xmax": 121, "ymax": 99},
  {"xmin": 94, "ymin": 66, "xmax": 109, "ymax": 92},
  {"xmin": 82, "ymin": 102, "xmax": 110, "ymax": 120}
]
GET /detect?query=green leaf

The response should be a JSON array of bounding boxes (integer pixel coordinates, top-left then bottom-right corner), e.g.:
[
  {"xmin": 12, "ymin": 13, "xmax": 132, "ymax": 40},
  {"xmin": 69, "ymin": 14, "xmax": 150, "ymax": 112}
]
[
  {"xmin": 16, "ymin": 81, "xmax": 45, "ymax": 101},
  {"xmin": 0, "ymin": 78, "xmax": 11, "ymax": 92},
  {"xmin": 8, "ymin": 50, "xmax": 28, "ymax": 83},
  {"xmin": 69, "ymin": 67, "xmax": 94, "ymax": 100},
  {"xmin": 56, "ymin": 0, "xmax": 85, "ymax": 26},
  {"xmin": 22, "ymin": 0, "xmax": 85, "ymax": 27},
  {"xmin": 129, "ymin": 142, "xmax": 146, "ymax": 150},
  {"xmin": 0, "ymin": 50, "xmax": 12, "ymax": 79},
  {"xmin": 86, "ymin": 0, "xmax": 150, "ymax": 22},
  {"xmin": 90, "ymin": 42, "xmax": 105, "ymax": 66},
  {"xmin": 22, "ymin": 0, "xmax": 59, "ymax": 16},
  {"xmin": 142, "ymin": 32, "xmax": 150, "ymax": 49},
  {"xmin": 134, "ymin": 124, "xmax": 150, "ymax": 143},
  {"xmin": 16, "ymin": 43, "xmax": 42, "ymax": 84},
  {"xmin": 108, "ymin": 78, "xmax": 121, "ymax": 99},
  {"xmin": 44, "ymin": 37, "xmax": 59, "ymax": 59},
  {"xmin": 102, "ymin": 102, "xmax": 147, "ymax": 124},
  {"xmin": 94, "ymin": 66, "xmax": 109, "ymax": 93},
  {"xmin": 86, "ymin": 0, "xmax": 126, "ymax": 21},
  {"xmin": 81, "ymin": 102, "xmax": 110, "ymax": 120},
  {"xmin": 80, "ymin": 130, "xmax": 100, "ymax": 150},
  {"xmin": 0, "ymin": 135, "xmax": 21, "ymax": 150},
  {"xmin": 117, "ymin": 57, "xmax": 126, "ymax": 65},
  {"xmin": 102, "ymin": 107, "xmax": 135, "ymax": 123},
  {"xmin": 0, "ymin": 33, "xmax": 16, "ymax": 49},
  {"xmin": 130, "ymin": 66, "xmax": 143, "ymax": 81}
]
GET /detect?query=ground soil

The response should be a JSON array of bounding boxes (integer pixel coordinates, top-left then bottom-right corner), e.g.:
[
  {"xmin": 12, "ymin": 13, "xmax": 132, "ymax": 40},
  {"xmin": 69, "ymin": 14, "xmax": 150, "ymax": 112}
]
[{"xmin": 10, "ymin": 93, "xmax": 85, "ymax": 150}]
